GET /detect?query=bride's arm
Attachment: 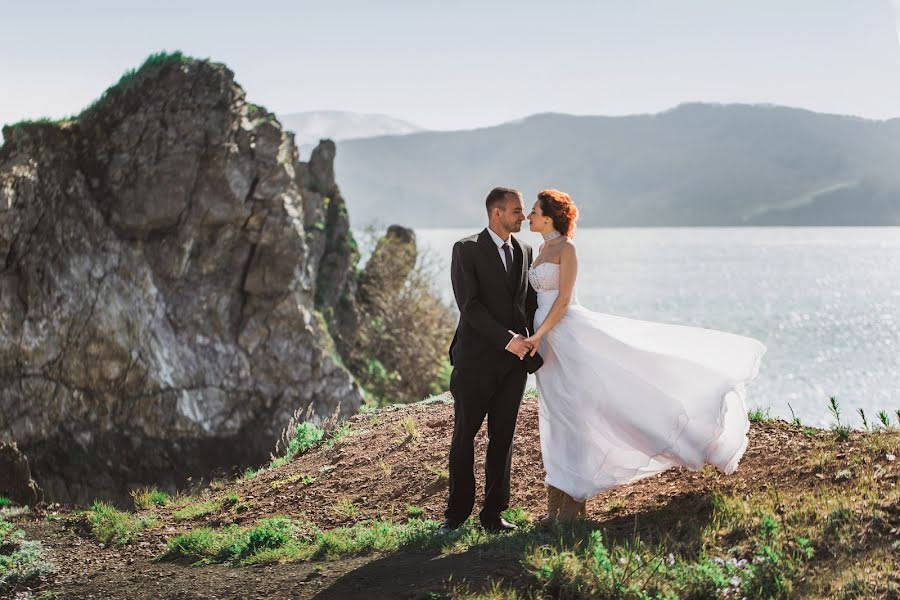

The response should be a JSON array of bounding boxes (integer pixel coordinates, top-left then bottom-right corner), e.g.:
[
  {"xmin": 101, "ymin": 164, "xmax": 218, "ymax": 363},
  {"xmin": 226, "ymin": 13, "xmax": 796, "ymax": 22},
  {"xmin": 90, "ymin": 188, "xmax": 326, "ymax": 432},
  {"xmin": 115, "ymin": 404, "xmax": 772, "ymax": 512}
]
[{"xmin": 525, "ymin": 242, "xmax": 577, "ymax": 355}]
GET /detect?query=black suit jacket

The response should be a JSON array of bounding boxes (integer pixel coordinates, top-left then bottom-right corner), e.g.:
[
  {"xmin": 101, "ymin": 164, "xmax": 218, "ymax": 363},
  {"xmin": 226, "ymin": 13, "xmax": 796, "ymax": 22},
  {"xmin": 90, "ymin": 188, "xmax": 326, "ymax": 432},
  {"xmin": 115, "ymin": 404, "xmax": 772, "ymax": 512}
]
[{"xmin": 448, "ymin": 228, "xmax": 538, "ymax": 372}]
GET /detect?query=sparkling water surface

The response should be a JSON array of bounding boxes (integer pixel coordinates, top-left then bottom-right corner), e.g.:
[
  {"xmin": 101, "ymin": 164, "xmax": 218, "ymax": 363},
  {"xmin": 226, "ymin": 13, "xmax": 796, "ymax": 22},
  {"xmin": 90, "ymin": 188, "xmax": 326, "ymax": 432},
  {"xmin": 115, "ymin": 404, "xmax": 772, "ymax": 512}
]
[{"xmin": 413, "ymin": 227, "xmax": 900, "ymax": 428}]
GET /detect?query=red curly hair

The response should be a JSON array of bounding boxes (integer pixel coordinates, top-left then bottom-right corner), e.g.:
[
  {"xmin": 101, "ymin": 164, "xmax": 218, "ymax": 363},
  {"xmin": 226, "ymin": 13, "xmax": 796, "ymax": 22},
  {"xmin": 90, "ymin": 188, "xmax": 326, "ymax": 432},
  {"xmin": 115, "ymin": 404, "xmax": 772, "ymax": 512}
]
[{"xmin": 537, "ymin": 189, "xmax": 579, "ymax": 237}]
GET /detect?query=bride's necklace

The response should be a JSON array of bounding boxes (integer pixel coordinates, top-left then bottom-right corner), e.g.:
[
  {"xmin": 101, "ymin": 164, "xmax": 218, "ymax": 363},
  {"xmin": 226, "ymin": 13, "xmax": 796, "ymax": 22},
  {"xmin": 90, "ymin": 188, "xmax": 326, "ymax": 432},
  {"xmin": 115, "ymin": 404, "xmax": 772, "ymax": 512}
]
[{"xmin": 541, "ymin": 230, "xmax": 563, "ymax": 242}]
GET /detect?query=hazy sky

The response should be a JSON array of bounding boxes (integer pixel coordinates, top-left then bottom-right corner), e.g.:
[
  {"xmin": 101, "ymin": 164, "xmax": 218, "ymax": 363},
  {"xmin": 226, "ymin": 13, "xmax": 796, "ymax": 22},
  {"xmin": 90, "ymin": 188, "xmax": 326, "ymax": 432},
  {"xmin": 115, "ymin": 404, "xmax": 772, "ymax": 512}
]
[{"xmin": 3, "ymin": 0, "xmax": 900, "ymax": 131}]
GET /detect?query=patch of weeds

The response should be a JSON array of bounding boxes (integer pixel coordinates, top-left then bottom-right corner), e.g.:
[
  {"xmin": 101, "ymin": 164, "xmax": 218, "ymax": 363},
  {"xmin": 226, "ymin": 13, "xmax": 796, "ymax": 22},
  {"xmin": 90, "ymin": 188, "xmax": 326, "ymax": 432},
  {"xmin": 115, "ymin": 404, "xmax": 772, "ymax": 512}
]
[
  {"xmin": 398, "ymin": 415, "xmax": 420, "ymax": 444},
  {"xmin": 501, "ymin": 507, "xmax": 532, "ymax": 527},
  {"xmin": 161, "ymin": 517, "xmax": 293, "ymax": 565},
  {"xmin": 286, "ymin": 422, "xmax": 325, "ymax": 458},
  {"xmin": 379, "ymin": 461, "xmax": 393, "ymax": 478},
  {"xmin": 242, "ymin": 467, "xmax": 259, "ymax": 480},
  {"xmin": 407, "ymin": 505, "xmax": 425, "ymax": 519},
  {"xmin": 323, "ymin": 422, "xmax": 353, "ymax": 450},
  {"xmin": 877, "ymin": 410, "xmax": 891, "ymax": 428},
  {"xmin": 334, "ymin": 498, "xmax": 359, "ymax": 520},
  {"xmin": 0, "ymin": 515, "xmax": 55, "ymax": 594},
  {"xmin": 808, "ymin": 450, "xmax": 832, "ymax": 472},
  {"xmin": 172, "ymin": 499, "xmax": 221, "ymax": 521},
  {"xmin": 828, "ymin": 396, "xmax": 852, "ymax": 441},
  {"xmin": 427, "ymin": 465, "xmax": 449, "ymax": 482},
  {"xmin": 86, "ymin": 501, "xmax": 156, "ymax": 545},
  {"xmin": 748, "ymin": 406, "xmax": 770, "ymax": 422},
  {"xmin": 857, "ymin": 408, "xmax": 870, "ymax": 431},
  {"xmin": 0, "ymin": 497, "xmax": 11, "ymax": 508},
  {"xmin": 606, "ymin": 498, "xmax": 627, "ymax": 512},
  {"xmin": 130, "ymin": 488, "xmax": 170, "ymax": 509}
]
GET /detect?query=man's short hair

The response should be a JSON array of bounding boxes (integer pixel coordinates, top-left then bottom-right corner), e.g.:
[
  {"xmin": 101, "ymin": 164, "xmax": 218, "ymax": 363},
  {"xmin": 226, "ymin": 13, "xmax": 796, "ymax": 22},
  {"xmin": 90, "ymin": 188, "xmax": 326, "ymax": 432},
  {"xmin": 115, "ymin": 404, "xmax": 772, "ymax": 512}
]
[{"xmin": 485, "ymin": 187, "xmax": 521, "ymax": 215}]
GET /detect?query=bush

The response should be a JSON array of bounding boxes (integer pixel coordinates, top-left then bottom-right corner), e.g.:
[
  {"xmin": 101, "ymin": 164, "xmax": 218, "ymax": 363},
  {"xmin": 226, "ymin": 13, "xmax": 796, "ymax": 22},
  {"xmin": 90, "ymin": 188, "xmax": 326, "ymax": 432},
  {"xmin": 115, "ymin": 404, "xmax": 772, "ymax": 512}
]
[{"xmin": 348, "ymin": 227, "xmax": 456, "ymax": 406}]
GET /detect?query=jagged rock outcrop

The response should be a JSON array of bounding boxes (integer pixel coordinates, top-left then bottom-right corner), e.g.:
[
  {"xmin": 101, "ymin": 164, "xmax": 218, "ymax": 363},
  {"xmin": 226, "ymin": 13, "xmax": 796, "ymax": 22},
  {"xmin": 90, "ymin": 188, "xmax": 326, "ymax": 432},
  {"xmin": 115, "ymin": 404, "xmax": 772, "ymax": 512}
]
[
  {"xmin": 0, "ymin": 54, "xmax": 364, "ymax": 505},
  {"xmin": 0, "ymin": 442, "xmax": 44, "ymax": 506}
]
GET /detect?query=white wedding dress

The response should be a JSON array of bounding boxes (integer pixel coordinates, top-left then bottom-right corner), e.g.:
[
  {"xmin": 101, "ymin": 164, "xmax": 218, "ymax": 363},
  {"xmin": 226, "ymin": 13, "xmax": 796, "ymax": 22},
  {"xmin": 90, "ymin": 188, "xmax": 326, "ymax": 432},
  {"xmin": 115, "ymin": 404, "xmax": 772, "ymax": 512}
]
[{"xmin": 529, "ymin": 262, "xmax": 766, "ymax": 501}]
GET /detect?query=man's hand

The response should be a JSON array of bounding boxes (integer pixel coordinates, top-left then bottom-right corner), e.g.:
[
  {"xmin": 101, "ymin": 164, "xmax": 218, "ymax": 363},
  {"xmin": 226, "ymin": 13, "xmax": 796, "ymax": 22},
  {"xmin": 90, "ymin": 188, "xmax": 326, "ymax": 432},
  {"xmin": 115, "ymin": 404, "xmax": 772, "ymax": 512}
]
[{"xmin": 506, "ymin": 333, "xmax": 533, "ymax": 360}]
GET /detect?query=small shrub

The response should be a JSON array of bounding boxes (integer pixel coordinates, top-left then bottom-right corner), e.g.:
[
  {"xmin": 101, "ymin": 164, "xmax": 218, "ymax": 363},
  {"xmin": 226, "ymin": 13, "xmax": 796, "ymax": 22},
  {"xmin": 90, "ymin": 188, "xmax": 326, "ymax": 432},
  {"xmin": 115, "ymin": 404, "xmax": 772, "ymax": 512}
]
[
  {"xmin": 245, "ymin": 518, "xmax": 292, "ymax": 556},
  {"xmin": 0, "ymin": 497, "xmax": 11, "ymax": 508},
  {"xmin": 161, "ymin": 527, "xmax": 219, "ymax": 562},
  {"xmin": 399, "ymin": 416, "xmax": 420, "ymax": 443},
  {"xmin": 427, "ymin": 465, "xmax": 449, "ymax": 481},
  {"xmin": 407, "ymin": 505, "xmax": 424, "ymax": 518},
  {"xmin": 87, "ymin": 501, "xmax": 154, "ymax": 545},
  {"xmin": 287, "ymin": 422, "xmax": 325, "ymax": 458},
  {"xmin": 334, "ymin": 498, "xmax": 359, "ymax": 520}
]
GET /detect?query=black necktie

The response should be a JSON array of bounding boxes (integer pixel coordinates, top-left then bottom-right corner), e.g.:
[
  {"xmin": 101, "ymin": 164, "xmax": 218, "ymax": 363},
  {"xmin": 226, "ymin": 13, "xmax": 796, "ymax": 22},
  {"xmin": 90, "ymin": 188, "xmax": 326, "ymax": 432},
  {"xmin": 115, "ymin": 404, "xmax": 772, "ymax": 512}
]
[{"xmin": 502, "ymin": 242, "xmax": 513, "ymax": 274}]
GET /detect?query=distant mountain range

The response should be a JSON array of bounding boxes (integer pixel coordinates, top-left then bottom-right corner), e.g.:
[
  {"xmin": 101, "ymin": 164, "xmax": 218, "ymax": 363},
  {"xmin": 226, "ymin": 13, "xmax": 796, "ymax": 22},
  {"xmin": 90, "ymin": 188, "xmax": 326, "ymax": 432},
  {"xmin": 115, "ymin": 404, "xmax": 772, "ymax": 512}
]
[
  {"xmin": 277, "ymin": 111, "xmax": 424, "ymax": 158},
  {"xmin": 324, "ymin": 103, "xmax": 900, "ymax": 227}
]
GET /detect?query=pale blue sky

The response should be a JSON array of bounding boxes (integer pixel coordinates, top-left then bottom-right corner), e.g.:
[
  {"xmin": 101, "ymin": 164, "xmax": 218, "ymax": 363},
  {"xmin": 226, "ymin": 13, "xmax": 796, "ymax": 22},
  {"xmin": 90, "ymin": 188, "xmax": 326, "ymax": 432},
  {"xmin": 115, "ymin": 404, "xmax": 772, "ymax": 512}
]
[{"xmin": 3, "ymin": 0, "xmax": 900, "ymax": 130}]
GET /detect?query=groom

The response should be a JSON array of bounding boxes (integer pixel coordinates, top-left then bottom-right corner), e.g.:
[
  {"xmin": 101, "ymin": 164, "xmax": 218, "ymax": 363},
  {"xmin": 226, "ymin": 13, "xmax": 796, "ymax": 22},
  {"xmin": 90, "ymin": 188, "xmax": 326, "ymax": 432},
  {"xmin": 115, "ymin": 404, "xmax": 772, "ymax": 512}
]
[{"xmin": 441, "ymin": 187, "xmax": 539, "ymax": 534}]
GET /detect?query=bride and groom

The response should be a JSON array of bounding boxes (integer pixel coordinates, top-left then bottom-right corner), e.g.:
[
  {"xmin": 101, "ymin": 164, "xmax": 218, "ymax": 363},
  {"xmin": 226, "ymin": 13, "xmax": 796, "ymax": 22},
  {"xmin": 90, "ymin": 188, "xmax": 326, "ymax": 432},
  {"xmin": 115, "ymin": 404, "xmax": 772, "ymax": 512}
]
[{"xmin": 441, "ymin": 187, "xmax": 766, "ymax": 533}]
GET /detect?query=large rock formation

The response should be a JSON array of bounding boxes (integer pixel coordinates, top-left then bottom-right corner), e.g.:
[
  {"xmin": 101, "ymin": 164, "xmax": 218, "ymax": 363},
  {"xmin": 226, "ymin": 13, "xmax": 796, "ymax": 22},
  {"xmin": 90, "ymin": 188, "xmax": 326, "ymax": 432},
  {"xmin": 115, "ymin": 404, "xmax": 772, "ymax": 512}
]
[{"xmin": 0, "ymin": 54, "xmax": 364, "ymax": 505}]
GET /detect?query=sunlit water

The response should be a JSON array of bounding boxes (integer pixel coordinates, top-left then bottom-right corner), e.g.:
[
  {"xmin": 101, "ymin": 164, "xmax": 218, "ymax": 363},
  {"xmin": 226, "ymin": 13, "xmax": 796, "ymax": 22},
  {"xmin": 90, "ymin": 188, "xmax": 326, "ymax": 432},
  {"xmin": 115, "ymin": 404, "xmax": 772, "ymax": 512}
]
[{"xmin": 412, "ymin": 227, "xmax": 900, "ymax": 428}]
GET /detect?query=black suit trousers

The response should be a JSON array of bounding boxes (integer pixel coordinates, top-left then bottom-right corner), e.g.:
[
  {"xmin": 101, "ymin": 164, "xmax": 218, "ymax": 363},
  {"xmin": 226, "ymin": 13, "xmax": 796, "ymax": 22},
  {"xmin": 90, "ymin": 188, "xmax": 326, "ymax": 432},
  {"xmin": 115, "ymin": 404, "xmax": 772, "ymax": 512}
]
[{"xmin": 445, "ymin": 364, "xmax": 527, "ymax": 524}]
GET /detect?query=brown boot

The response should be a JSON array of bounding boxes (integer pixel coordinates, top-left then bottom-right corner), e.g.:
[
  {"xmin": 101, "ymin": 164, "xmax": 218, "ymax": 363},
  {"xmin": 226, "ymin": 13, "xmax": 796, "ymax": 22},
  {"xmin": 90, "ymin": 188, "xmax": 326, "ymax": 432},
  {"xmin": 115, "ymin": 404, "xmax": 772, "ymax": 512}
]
[
  {"xmin": 538, "ymin": 485, "xmax": 562, "ymax": 525},
  {"xmin": 557, "ymin": 490, "xmax": 587, "ymax": 522}
]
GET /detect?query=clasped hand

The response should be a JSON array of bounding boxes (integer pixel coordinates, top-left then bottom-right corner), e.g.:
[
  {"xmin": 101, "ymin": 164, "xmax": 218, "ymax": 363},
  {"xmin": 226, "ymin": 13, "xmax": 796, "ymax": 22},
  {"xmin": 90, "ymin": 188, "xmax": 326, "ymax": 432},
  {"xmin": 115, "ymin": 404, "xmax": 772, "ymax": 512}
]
[{"xmin": 506, "ymin": 331, "xmax": 542, "ymax": 359}]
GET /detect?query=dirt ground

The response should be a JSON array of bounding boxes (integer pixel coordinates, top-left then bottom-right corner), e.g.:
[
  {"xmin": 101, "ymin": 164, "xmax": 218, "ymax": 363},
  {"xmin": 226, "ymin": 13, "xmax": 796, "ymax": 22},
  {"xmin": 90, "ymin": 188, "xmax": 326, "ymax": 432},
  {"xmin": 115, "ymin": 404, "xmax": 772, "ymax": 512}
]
[{"xmin": 6, "ymin": 396, "xmax": 898, "ymax": 599}]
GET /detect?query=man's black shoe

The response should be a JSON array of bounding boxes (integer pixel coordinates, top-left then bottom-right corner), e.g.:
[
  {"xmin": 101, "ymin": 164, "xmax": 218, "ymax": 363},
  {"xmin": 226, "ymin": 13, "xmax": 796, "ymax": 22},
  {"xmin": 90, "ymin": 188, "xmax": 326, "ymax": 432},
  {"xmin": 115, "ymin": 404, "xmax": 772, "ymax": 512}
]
[
  {"xmin": 438, "ymin": 520, "xmax": 464, "ymax": 534},
  {"xmin": 481, "ymin": 517, "xmax": 518, "ymax": 534}
]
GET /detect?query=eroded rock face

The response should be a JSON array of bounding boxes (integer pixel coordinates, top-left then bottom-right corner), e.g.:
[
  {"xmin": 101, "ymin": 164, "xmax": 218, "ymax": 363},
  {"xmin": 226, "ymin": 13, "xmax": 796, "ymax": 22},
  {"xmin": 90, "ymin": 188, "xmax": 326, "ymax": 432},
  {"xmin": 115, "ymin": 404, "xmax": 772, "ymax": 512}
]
[{"xmin": 0, "ymin": 57, "xmax": 363, "ymax": 505}]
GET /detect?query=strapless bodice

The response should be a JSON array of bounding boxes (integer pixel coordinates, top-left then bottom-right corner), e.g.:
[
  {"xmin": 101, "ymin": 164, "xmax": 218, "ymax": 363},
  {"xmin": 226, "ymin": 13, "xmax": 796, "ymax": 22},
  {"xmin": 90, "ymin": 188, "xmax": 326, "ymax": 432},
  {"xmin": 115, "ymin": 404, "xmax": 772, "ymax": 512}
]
[{"xmin": 528, "ymin": 262, "xmax": 578, "ymax": 308}]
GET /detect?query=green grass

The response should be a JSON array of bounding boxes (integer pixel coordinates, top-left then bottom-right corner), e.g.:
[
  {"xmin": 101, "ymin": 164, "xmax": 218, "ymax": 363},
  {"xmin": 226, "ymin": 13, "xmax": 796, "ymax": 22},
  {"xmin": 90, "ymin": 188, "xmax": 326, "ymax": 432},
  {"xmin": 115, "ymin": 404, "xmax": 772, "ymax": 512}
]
[
  {"xmin": 322, "ymin": 423, "xmax": 353, "ymax": 450},
  {"xmin": 160, "ymin": 517, "xmax": 443, "ymax": 566},
  {"xmin": 172, "ymin": 499, "xmax": 221, "ymax": 521},
  {"xmin": 501, "ymin": 507, "xmax": 532, "ymax": 527},
  {"xmin": 0, "ymin": 497, "xmax": 11, "ymax": 508},
  {"xmin": 86, "ymin": 501, "xmax": 156, "ymax": 545},
  {"xmin": 130, "ymin": 488, "xmax": 170, "ymax": 509},
  {"xmin": 407, "ymin": 505, "xmax": 424, "ymax": 519},
  {"xmin": 748, "ymin": 406, "xmax": 770, "ymax": 422},
  {"xmin": 5, "ymin": 51, "xmax": 191, "ymax": 133},
  {"xmin": 154, "ymin": 459, "xmax": 899, "ymax": 599},
  {"xmin": 79, "ymin": 51, "xmax": 189, "ymax": 117}
]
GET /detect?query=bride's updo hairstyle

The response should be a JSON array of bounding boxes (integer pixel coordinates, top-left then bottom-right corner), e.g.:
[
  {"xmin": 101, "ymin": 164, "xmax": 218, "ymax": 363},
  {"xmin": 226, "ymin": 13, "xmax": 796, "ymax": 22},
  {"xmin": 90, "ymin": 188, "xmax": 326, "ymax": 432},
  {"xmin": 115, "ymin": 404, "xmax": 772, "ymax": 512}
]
[{"xmin": 538, "ymin": 189, "xmax": 579, "ymax": 237}]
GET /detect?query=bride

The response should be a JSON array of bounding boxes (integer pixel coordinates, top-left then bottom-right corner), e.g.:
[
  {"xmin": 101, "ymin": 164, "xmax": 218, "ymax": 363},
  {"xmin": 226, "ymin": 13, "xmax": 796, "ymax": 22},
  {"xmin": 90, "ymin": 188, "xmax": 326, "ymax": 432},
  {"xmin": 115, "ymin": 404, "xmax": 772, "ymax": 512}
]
[{"xmin": 523, "ymin": 189, "xmax": 766, "ymax": 521}]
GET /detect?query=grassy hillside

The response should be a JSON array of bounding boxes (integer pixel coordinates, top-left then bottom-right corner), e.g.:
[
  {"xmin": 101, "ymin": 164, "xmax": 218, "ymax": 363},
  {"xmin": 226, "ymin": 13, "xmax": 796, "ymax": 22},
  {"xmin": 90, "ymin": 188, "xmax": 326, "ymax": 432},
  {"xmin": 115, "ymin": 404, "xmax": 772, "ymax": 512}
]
[{"xmin": 2, "ymin": 394, "xmax": 898, "ymax": 599}]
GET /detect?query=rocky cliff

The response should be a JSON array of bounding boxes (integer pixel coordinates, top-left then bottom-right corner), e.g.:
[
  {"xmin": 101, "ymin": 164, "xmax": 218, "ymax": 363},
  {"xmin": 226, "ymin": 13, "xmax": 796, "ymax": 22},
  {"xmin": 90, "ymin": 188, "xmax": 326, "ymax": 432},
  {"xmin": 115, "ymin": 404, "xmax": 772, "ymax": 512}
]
[{"xmin": 0, "ymin": 53, "xmax": 364, "ymax": 504}]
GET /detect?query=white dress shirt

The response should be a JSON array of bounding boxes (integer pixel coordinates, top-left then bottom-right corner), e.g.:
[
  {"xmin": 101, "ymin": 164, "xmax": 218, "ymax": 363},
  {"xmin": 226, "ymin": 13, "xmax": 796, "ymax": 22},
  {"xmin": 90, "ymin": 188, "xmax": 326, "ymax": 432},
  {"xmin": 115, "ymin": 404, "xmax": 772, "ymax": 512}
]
[
  {"xmin": 486, "ymin": 226, "xmax": 513, "ymax": 271},
  {"xmin": 486, "ymin": 227, "xmax": 518, "ymax": 349}
]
